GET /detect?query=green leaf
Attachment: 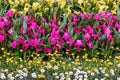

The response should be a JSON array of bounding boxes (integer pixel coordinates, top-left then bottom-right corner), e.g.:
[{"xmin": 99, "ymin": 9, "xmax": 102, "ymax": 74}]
[
  {"xmin": 68, "ymin": 26, "xmax": 73, "ymax": 36},
  {"xmin": 12, "ymin": 30, "xmax": 18, "ymax": 40},
  {"xmin": 100, "ymin": 34, "xmax": 106, "ymax": 40},
  {"xmin": 117, "ymin": 5, "xmax": 120, "ymax": 20},
  {"xmin": 113, "ymin": 29, "xmax": 120, "ymax": 44},
  {"xmin": 73, "ymin": 34, "xmax": 78, "ymax": 41},
  {"xmin": 23, "ymin": 18, "xmax": 27, "ymax": 33},
  {"xmin": 59, "ymin": 16, "xmax": 66, "ymax": 30},
  {"xmin": 114, "ymin": 52, "xmax": 120, "ymax": 56}
]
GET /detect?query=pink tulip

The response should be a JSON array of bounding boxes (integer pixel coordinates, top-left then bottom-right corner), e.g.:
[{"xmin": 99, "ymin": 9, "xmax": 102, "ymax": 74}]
[
  {"xmin": 88, "ymin": 41, "xmax": 93, "ymax": 48},
  {"xmin": 84, "ymin": 33, "xmax": 90, "ymax": 41},
  {"xmin": 33, "ymin": 32, "xmax": 38, "ymax": 38},
  {"xmin": 66, "ymin": 38, "xmax": 74, "ymax": 46},
  {"xmin": 11, "ymin": 41, "xmax": 17, "ymax": 49},
  {"xmin": 51, "ymin": 37, "xmax": 56, "ymax": 44},
  {"xmin": 66, "ymin": 48, "xmax": 70, "ymax": 52},
  {"xmin": 29, "ymin": 22, "xmax": 38, "ymax": 30},
  {"xmin": 0, "ymin": 21, "xmax": 5, "ymax": 28},
  {"xmin": 117, "ymin": 24, "xmax": 120, "ymax": 32},
  {"xmin": 74, "ymin": 39, "xmax": 85, "ymax": 50},
  {"xmin": 0, "ymin": 35, "xmax": 4, "ymax": 43},
  {"xmin": 100, "ymin": 11, "xmax": 106, "ymax": 17},
  {"xmin": 104, "ymin": 27, "xmax": 111, "ymax": 35},
  {"xmin": 24, "ymin": 16, "xmax": 29, "ymax": 21},
  {"xmin": 79, "ymin": 12, "xmax": 85, "ymax": 19},
  {"xmin": 63, "ymin": 32, "xmax": 70, "ymax": 40},
  {"xmin": 94, "ymin": 13, "xmax": 100, "ymax": 20},
  {"xmin": 44, "ymin": 47, "xmax": 52, "ymax": 53},
  {"xmin": 86, "ymin": 25, "xmax": 94, "ymax": 34},
  {"xmin": 36, "ymin": 48, "xmax": 42, "ymax": 53},
  {"xmin": 6, "ymin": 10, "xmax": 13, "ymax": 17},
  {"xmin": 8, "ymin": 28, "xmax": 13, "ymax": 35},
  {"xmin": 86, "ymin": 13, "xmax": 92, "ymax": 19},
  {"xmin": 50, "ymin": 23, "xmax": 58, "ymax": 29},
  {"xmin": 39, "ymin": 27, "xmax": 45, "ymax": 35},
  {"xmin": 105, "ymin": 12, "xmax": 112, "ymax": 19},
  {"xmin": 92, "ymin": 32, "xmax": 100, "ymax": 39},
  {"xmin": 28, "ymin": 39, "xmax": 39, "ymax": 47},
  {"xmin": 74, "ymin": 26, "xmax": 81, "ymax": 34},
  {"xmin": 22, "ymin": 43, "xmax": 29, "ymax": 50}
]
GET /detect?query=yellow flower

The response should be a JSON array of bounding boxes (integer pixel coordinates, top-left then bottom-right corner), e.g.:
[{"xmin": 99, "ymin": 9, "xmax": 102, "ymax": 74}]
[
  {"xmin": 93, "ymin": 67, "xmax": 97, "ymax": 71},
  {"xmin": 20, "ymin": 49, "xmax": 23, "ymax": 52},
  {"xmin": 14, "ymin": 0, "xmax": 19, "ymax": 7},
  {"xmin": 1, "ymin": 48, "xmax": 5, "ymax": 51},
  {"xmin": 24, "ymin": 3, "xmax": 31, "ymax": 8},
  {"xmin": 10, "ymin": 9, "xmax": 16, "ymax": 13},
  {"xmin": 78, "ymin": 0, "xmax": 83, "ymax": 5},
  {"xmin": 19, "ymin": 0, "xmax": 25, "ymax": 5},
  {"xmin": 8, "ymin": 0, "xmax": 14, "ymax": 5},
  {"xmin": 20, "ymin": 64, "xmax": 23, "ymax": 68},
  {"xmin": 115, "ymin": 56, "xmax": 120, "ymax": 60},
  {"xmin": 24, "ymin": 8, "xmax": 29, "ymax": 14},
  {"xmin": 32, "ymin": 2, "xmax": 40, "ymax": 10},
  {"xmin": 107, "ymin": 61, "xmax": 113, "ymax": 66},
  {"xmin": 57, "ymin": 0, "xmax": 66, "ymax": 9},
  {"xmin": 38, "ymin": 74, "xmax": 45, "ymax": 79},
  {"xmin": 46, "ymin": 0, "xmax": 54, "ymax": 7}
]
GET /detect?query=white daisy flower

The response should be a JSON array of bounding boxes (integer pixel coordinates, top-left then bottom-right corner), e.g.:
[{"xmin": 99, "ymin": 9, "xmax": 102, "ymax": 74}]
[{"xmin": 31, "ymin": 72, "xmax": 37, "ymax": 78}]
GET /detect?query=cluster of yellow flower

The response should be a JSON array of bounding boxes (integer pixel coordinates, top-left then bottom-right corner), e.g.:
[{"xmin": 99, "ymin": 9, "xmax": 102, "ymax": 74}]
[{"xmin": 1, "ymin": 0, "xmax": 119, "ymax": 17}]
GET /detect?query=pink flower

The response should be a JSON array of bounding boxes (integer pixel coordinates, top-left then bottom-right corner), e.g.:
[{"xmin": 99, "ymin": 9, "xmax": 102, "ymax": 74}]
[
  {"xmin": 44, "ymin": 47, "xmax": 52, "ymax": 53},
  {"xmin": 0, "ymin": 35, "xmax": 4, "ymax": 43},
  {"xmin": 74, "ymin": 39, "xmax": 85, "ymax": 50},
  {"xmin": 117, "ymin": 25, "xmax": 120, "ymax": 32},
  {"xmin": 8, "ymin": 28, "xmax": 14, "ymax": 35},
  {"xmin": 36, "ymin": 48, "xmax": 42, "ymax": 53},
  {"xmin": 63, "ymin": 32, "xmax": 70, "ymax": 40},
  {"xmin": 94, "ymin": 13, "xmax": 100, "ymax": 20},
  {"xmin": 66, "ymin": 48, "xmax": 70, "ymax": 52},
  {"xmin": 100, "ymin": 11, "xmax": 106, "ymax": 17},
  {"xmin": 50, "ymin": 37, "xmax": 56, "ymax": 44},
  {"xmin": 17, "ymin": 39, "xmax": 24, "ymax": 45},
  {"xmin": 92, "ymin": 32, "xmax": 100, "ymax": 39},
  {"xmin": 29, "ymin": 22, "xmax": 38, "ymax": 30},
  {"xmin": 11, "ymin": 41, "xmax": 17, "ymax": 49},
  {"xmin": 88, "ymin": 41, "xmax": 93, "ymax": 48},
  {"xmin": 42, "ymin": 17, "xmax": 46, "ymax": 22},
  {"xmin": 0, "ymin": 21, "xmax": 5, "ymax": 28},
  {"xmin": 105, "ymin": 12, "xmax": 112, "ymax": 19},
  {"xmin": 66, "ymin": 38, "xmax": 74, "ymax": 46},
  {"xmin": 22, "ymin": 44, "xmax": 29, "ymax": 50},
  {"xmin": 33, "ymin": 32, "xmax": 38, "ymax": 38},
  {"xmin": 86, "ymin": 13, "xmax": 92, "ymax": 19},
  {"xmin": 50, "ymin": 23, "xmax": 58, "ymax": 29},
  {"xmin": 24, "ymin": 16, "xmax": 29, "ymax": 21},
  {"xmin": 6, "ymin": 10, "xmax": 13, "ymax": 17},
  {"xmin": 39, "ymin": 27, "xmax": 45, "ymax": 35},
  {"xmin": 39, "ymin": 39, "xmax": 44, "ymax": 45},
  {"xmin": 86, "ymin": 25, "xmax": 94, "ymax": 34},
  {"xmin": 79, "ymin": 12, "xmax": 85, "ymax": 19},
  {"xmin": 104, "ymin": 27, "xmax": 111, "ymax": 35},
  {"xmin": 107, "ymin": 35, "xmax": 113, "ymax": 41},
  {"xmin": 84, "ymin": 33, "xmax": 90, "ymax": 41},
  {"xmin": 28, "ymin": 39, "xmax": 39, "ymax": 47},
  {"xmin": 1, "ymin": 17, "xmax": 11, "ymax": 26},
  {"xmin": 74, "ymin": 26, "xmax": 81, "ymax": 34},
  {"xmin": 56, "ymin": 43, "xmax": 62, "ymax": 49}
]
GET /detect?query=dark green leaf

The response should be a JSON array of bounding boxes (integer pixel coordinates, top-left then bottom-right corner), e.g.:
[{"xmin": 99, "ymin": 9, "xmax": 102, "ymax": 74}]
[
  {"xmin": 59, "ymin": 16, "xmax": 66, "ymax": 30},
  {"xmin": 23, "ymin": 18, "xmax": 27, "ymax": 33}
]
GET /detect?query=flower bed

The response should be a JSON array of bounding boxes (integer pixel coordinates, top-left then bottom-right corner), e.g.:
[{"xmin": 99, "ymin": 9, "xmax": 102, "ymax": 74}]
[
  {"xmin": 0, "ymin": 49, "xmax": 120, "ymax": 80},
  {"xmin": 0, "ymin": 0, "xmax": 120, "ymax": 80}
]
